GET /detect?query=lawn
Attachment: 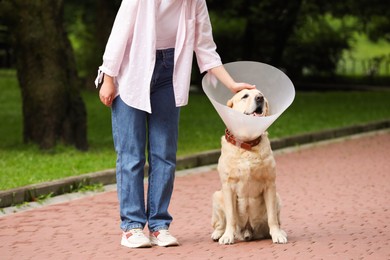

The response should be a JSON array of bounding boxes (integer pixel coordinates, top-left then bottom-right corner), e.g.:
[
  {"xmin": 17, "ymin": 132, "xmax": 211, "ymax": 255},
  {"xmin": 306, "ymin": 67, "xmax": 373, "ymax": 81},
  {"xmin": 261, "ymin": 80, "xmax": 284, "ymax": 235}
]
[{"xmin": 1, "ymin": 70, "xmax": 390, "ymax": 190}]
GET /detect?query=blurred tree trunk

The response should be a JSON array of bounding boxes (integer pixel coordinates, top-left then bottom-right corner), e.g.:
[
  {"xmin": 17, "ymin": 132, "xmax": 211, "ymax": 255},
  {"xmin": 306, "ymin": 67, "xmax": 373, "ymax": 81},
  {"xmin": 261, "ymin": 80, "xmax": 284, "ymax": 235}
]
[{"xmin": 1, "ymin": 0, "xmax": 88, "ymax": 150}]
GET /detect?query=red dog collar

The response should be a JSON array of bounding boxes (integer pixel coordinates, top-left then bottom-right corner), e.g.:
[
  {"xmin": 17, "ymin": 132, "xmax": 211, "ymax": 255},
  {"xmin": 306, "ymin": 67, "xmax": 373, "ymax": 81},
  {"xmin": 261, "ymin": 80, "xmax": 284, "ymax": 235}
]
[{"xmin": 224, "ymin": 129, "xmax": 262, "ymax": 151}]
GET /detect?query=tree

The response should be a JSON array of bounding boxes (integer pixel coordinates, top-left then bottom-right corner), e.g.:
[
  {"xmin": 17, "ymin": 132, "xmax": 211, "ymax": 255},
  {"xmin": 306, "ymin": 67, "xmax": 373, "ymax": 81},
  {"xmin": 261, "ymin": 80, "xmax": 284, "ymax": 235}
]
[
  {"xmin": 208, "ymin": 0, "xmax": 303, "ymax": 67},
  {"xmin": 207, "ymin": 0, "xmax": 389, "ymax": 78},
  {"xmin": 282, "ymin": 14, "xmax": 352, "ymax": 77},
  {"xmin": 319, "ymin": 0, "xmax": 390, "ymax": 42},
  {"xmin": 0, "ymin": 0, "xmax": 88, "ymax": 150},
  {"xmin": 64, "ymin": 0, "xmax": 121, "ymax": 87},
  {"xmin": 283, "ymin": 0, "xmax": 390, "ymax": 77}
]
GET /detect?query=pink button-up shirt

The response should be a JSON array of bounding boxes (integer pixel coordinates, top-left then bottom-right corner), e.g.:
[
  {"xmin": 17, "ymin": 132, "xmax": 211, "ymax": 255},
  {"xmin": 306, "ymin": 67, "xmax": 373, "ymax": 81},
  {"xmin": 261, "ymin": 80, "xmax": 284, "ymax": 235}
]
[{"xmin": 95, "ymin": 0, "xmax": 222, "ymax": 113}]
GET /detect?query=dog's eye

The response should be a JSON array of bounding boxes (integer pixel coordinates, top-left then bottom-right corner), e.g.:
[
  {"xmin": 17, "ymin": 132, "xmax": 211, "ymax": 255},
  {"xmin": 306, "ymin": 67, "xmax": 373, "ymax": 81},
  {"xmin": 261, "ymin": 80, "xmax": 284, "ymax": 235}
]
[{"xmin": 241, "ymin": 94, "xmax": 249, "ymax": 99}]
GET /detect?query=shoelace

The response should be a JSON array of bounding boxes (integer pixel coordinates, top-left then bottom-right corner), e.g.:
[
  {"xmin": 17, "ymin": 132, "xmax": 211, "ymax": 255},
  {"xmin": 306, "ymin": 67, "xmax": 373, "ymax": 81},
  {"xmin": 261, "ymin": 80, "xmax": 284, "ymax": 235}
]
[
  {"xmin": 125, "ymin": 229, "xmax": 145, "ymax": 238},
  {"xmin": 132, "ymin": 229, "xmax": 144, "ymax": 234}
]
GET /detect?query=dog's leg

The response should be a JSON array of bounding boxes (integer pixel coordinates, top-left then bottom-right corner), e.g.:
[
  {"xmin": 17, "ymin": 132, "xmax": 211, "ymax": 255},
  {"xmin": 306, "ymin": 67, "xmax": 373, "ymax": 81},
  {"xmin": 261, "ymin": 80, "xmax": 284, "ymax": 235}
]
[
  {"xmin": 218, "ymin": 183, "xmax": 236, "ymax": 245},
  {"xmin": 264, "ymin": 184, "xmax": 288, "ymax": 244},
  {"xmin": 211, "ymin": 191, "xmax": 226, "ymax": 241}
]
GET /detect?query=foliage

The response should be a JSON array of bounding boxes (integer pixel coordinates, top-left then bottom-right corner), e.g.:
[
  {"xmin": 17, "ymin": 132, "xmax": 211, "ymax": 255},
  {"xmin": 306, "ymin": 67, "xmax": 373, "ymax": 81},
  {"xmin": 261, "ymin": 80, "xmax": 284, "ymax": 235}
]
[
  {"xmin": 208, "ymin": 0, "xmax": 302, "ymax": 67},
  {"xmin": 2, "ymin": 0, "xmax": 389, "ymax": 79},
  {"xmin": 318, "ymin": 0, "xmax": 390, "ymax": 42},
  {"xmin": 283, "ymin": 14, "xmax": 354, "ymax": 77},
  {"xmin": 338, "ymin": 33, "xmax": 390, "ymax": 76},
  {"xmin": 66, "ymin": 8, "xmax": 95, "ymax": 78},
  {"xmin": 206, "ymin": 0, "xmax": 389, "ymax": 77}
]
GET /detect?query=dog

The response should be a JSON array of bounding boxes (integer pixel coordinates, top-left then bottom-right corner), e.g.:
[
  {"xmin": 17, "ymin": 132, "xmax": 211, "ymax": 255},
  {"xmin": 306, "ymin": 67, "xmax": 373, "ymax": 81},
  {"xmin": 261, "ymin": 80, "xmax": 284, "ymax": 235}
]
[{"xmin": 211, "ymin": 88, "xmax": 288, "ymax": 245}]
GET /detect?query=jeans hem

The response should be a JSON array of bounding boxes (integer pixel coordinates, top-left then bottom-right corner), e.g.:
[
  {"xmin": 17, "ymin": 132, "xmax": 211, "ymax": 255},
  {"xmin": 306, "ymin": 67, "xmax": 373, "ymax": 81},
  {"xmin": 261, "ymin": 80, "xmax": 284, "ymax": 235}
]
[
  {"xmin": 122, "ymin": 224, "xmax": 144, "ymax": 232},
  {"xmin": 150, "ymin": 225, "xmax": 170, "ymax": 233}
]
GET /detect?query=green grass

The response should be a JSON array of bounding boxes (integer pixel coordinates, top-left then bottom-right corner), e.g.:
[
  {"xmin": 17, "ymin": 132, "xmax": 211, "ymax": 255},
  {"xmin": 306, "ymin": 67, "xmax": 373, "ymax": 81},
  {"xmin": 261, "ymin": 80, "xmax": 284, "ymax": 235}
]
[{"xmin": 1, "ymin": 70, "xmax": 390, "ymax": 191}]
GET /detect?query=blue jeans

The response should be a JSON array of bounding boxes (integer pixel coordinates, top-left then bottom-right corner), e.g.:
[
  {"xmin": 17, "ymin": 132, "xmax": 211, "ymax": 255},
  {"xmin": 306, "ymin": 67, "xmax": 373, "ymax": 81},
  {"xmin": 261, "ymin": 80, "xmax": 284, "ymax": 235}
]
[{"xmin": 111, "ymin": 48, "xmax": 179, "ymax": 232}]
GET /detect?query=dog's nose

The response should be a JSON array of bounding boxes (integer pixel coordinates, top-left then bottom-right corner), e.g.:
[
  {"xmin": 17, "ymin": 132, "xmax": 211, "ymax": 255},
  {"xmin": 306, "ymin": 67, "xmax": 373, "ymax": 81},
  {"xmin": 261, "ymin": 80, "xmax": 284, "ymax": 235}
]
[{"xmin": 256, "ymin": 96, "xmax": 264, "ymax": 103}]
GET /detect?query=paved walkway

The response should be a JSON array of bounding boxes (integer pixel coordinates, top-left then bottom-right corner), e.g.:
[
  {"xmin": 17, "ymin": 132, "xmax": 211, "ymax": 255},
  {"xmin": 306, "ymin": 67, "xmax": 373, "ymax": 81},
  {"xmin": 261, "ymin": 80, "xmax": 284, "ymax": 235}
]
[{"xmin": 1, "ymin": 130, "xmax": 389, "ymax": 259}]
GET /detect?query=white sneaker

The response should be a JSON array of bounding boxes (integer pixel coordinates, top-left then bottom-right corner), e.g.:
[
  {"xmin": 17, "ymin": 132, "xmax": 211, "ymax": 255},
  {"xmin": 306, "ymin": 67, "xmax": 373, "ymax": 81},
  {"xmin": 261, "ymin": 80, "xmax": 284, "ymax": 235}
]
[
  {"xmin": 150, "ymin": 230, "xmax": 179, "ymax": 247},
  {"xmin": 121, "ymin": 229, "xmax": 152, "ymax": 248}
]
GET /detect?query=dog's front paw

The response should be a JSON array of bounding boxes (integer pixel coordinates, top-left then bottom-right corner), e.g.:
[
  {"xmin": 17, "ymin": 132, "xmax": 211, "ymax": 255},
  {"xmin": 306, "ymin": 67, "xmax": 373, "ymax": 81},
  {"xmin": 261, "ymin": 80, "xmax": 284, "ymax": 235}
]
[
  {"xmin": 270, "ymin": 229, "xmax": 288, "ymax": 244},
  {"xmin": 218, "ymin": 232, "xmax": 235, "ymax": 245},
  {"xmin": 211, "ymin": 229, "xmax": 224, "ymax": 241}
]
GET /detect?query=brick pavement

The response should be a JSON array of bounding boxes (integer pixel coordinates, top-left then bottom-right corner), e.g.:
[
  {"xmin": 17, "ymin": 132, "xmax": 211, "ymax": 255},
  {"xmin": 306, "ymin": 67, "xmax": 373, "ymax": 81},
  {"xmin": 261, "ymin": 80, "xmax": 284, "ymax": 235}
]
[{"xmin": 1, "ymin": 130, "xmax": 389, "ymax": 259}]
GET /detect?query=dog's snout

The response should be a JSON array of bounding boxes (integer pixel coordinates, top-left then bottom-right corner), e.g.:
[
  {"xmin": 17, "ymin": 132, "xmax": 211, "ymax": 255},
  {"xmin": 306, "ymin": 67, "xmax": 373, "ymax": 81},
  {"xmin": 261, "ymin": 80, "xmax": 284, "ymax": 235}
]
[{"xmin": 256, "ymin": 95, "xmax": 264, "ymax": 103}]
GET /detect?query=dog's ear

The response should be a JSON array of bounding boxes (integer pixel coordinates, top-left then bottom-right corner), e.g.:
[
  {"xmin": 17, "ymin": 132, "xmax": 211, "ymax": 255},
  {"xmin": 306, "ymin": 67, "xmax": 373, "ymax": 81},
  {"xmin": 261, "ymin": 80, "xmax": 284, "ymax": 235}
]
[{"xmin": 227, "ymin": 98, "xmax": 234, "ymax": 108}]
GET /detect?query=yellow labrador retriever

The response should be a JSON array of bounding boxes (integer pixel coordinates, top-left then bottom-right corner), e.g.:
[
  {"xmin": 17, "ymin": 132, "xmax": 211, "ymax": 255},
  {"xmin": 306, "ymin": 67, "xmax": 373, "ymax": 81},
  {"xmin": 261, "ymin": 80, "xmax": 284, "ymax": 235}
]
[{"xmin": 211, "ymin": 89, "xmax": 287, "ymax": 245}]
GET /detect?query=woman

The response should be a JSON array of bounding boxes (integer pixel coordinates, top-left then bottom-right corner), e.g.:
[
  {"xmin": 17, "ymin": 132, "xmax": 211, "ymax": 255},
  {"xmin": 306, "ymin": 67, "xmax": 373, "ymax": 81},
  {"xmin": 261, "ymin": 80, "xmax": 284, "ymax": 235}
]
[{"xmin": 96, "ymin": 0, "xmax": 254, "ymax": 248}]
